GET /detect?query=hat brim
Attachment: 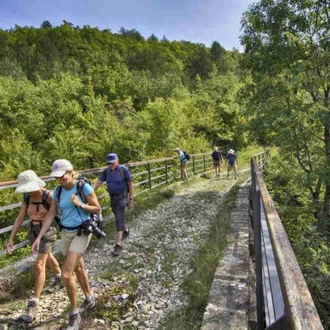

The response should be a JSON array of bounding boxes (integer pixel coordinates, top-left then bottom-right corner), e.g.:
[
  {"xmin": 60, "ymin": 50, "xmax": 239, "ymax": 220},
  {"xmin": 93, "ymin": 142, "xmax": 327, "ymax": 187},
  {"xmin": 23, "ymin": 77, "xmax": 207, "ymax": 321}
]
[
  {"xmin": 106, "ymin": 160, "xmax": 117, "ymax": 164},
  {"xmin": 15, "ymin": 180, "xmax": 45, "ymax": 193},
  {"xmin": 50, "ymin": 170, "xmax": 66, "ymax": 177}
]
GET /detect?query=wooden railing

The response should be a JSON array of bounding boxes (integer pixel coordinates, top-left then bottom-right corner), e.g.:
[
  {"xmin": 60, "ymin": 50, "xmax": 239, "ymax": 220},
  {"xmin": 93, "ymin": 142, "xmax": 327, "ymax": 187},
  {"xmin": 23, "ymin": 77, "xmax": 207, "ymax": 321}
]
[
  {"xmin": 250, "ymin": 151, "xmax": 323, "ymax": 330},
  {"xmin": 0, "ymin": 153, "xmax": 213, "ymax": 257}
]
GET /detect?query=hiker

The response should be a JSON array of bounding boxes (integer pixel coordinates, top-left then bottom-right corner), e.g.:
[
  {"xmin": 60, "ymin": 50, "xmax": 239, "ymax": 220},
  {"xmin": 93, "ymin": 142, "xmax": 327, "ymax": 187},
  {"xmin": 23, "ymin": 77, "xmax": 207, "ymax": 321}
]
[
  {"xmin": 5, "ymin": 170, "xmax": 61, "ymax": 323},
  {"xmin": 31, "ymin": 159, "xmax": 101, "ymax": 330},
  {"xmin": 93, "ymin": 153, "xmax": 134, "ymax": 256},
  {"xmin": 225, "ymin": 149, "xmax": 238, "ymax": 179},
  {"xmin": 211, "ymin": 147, "xmax": 222, "ymax": 178},
  {"xmin": 174, "ymin": 147, "xmax": 189, "ymax": 179}
]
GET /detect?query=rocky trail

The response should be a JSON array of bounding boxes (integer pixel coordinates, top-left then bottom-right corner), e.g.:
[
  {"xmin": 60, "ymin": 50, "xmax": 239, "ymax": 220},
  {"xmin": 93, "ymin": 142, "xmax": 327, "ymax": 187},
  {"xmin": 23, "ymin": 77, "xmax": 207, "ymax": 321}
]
[{"xmin": 0, "ymin": 175, "xmax": 239, "ymax": 330}]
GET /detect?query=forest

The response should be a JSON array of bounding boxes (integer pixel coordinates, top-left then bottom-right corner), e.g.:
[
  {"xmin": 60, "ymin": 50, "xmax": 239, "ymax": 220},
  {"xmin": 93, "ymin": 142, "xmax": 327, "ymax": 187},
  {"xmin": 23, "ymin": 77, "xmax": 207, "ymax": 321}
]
[
  {"xmin": 1, "ymin": 0, "xmax": 330, "ymax": 327},
  {"xmin": 0, "ymin": 21, "xmax": 246, "ymax": 181}
]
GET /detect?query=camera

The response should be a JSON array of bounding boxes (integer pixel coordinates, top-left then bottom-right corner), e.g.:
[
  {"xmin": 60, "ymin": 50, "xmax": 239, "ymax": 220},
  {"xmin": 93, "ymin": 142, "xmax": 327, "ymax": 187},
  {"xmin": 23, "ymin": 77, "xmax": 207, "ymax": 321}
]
[{"xmin": 81, "ymin": 214, "xmax": 106, "ymax": 239}]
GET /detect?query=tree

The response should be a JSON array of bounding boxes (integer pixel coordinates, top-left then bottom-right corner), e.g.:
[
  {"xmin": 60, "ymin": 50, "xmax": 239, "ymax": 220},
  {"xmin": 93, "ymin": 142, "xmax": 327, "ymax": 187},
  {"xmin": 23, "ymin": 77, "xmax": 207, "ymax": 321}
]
[
  {"xmin": 241, "ymin": 0, "xmax": 330, "ymax": 226},
  {"xmin": 119, "ymin": 27, "xmax": 144, "ymax": 41},
  {"xmin": 147, "ymin": 34, "xmax": 159, "ymax": 42},
  {"xmin": 210, "ymin": 41, "xmax": 225, "ymax": 63},
  {"xmin": 41, "ymin": 20, "xmax": 52, "ymax": 29}
]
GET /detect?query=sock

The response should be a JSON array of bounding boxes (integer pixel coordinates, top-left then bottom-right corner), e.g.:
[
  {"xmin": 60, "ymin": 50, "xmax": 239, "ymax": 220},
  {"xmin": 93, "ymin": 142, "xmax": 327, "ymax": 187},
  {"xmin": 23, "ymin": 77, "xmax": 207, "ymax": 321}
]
[
  {"xmin": 55, "ymin": 273, "xmax": 61, "ymax": 278},
  {"xmin": 70, "ymin": 310, "xmax": 79, "ymax": 315},
  {"xmin": 30, "ymin": 297, "xmax": 39, "ymax": 303}
]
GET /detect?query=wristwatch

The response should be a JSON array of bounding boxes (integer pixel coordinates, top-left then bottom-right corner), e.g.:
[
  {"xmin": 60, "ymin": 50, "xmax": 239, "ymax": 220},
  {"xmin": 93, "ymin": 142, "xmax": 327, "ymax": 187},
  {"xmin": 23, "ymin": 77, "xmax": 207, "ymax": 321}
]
[{"xmin": 129, "ymin": 197, "xmax": 133, "ymax": 200}]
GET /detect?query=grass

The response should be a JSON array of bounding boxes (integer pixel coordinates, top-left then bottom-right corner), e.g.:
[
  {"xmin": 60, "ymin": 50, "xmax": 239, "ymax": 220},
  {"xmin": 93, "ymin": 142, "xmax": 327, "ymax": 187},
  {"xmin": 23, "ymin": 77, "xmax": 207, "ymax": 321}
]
[
  {"xmin": 238, "ymin": 144, "xmax": 266, "ymax": 169},
  {"xmin": 158, "ymin": 181, "xmax": 242, "ymax": 330}
]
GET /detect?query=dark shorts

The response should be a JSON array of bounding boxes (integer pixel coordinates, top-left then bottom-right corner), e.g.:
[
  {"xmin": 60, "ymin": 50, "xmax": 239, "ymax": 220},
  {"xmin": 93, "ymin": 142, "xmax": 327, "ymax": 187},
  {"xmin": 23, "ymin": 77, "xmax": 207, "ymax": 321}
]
[
  {"xmin": 28, "ymin": 221, "xmax": 57, "ymax": 254},
  {"xmin": 213, "ymin": 160, "xmax": 221, "ymax": 167},
  {"xmin": 110, "ymin": 192, "xmax": 127, "ymax": 232}
]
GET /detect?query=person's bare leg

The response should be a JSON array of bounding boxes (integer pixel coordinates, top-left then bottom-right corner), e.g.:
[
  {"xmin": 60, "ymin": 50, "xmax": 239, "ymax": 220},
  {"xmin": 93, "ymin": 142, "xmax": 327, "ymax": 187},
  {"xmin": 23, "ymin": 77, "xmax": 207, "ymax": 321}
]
[
  {"xmin": 74, "ymin": 257, "xmax": 92, "ymax": 298},
  {"xmin": 116, "ymin": 231, "xmax": 123, "ymax": 245},
  {"xmin": 61, "ymin": 251, "xmax": 81, "ymax": 312},
  {"xmin": 46, "ymin": 252, "xmax": 61, "ymax": 274},
  {"xmin": 33, "ymin": 253, "xmax": 48, "ymax": 298}
]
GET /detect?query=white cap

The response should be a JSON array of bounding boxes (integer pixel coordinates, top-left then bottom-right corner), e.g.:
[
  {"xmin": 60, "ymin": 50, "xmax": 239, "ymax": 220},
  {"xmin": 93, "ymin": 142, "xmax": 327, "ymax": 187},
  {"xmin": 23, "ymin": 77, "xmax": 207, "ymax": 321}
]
[
  {"xmin": 15, "ymin": 170, "xmax": 45, "ymax": 193},
  {"xmin": 228, "ymin": 149, "xmax": 234, "ymax": 154},
  {"xmin": 50, "ymin": 159, "xmax": 73, "ymax": 177}
]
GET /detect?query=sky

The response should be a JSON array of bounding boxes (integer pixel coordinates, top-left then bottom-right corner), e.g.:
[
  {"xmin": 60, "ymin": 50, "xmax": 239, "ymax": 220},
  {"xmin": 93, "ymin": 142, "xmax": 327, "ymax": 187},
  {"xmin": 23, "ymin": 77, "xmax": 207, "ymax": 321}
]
[{"xmin": 0, "ymin": 0, "xmax": 256, "ymax": 50}]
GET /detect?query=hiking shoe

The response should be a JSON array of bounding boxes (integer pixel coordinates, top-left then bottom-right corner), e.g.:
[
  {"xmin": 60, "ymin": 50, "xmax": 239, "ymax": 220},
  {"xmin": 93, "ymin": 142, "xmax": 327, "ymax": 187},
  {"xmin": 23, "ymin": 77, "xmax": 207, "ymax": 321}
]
[
  {"xmin": 52, "ymin": 274, "xmax": 63, "ymax": 287},
  {"xmin": 78, "ymin": 295, "xmax": 95, "ymax": 313},
  {"xmin": 67, "ymin": 312, "xmax": 81, "ymax": 330},
  {"xmin": 112, "ymin": 244, "xmax": 123, "ymax": 256},
  {"xmin": 123, "ymin": 229, "xmax": 129, "ymax": 240},
  {"xmin": 18, "ymin": 299, "xmax": 38, "ymax": 323}
]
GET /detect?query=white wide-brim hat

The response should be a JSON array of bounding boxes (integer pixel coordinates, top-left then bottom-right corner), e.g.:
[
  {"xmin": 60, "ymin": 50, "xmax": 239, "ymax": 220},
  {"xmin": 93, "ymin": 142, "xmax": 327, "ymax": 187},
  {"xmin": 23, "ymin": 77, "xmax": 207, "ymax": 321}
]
[{"xmin": 15, "ymin": 170, "xmax": 46, "ymax": 193}]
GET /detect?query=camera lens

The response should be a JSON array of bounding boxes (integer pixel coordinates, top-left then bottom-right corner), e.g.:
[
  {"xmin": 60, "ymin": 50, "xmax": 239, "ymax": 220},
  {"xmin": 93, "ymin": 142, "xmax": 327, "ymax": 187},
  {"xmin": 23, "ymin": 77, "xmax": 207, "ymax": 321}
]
[{"xmin": 93, "ymin": 226, "xmax": 106, "ymax": 239}]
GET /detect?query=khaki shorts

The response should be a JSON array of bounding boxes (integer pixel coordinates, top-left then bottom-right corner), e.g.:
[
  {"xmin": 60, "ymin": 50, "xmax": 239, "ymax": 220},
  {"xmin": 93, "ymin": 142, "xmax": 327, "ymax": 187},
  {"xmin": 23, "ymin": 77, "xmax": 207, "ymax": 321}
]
[
  {"xmin": 227, "ymin": 163, "xmax": 237, "ymax": 172},
  {"xmin": 61, "ymin": 230, "xmax": 92, "ymax": 256},
  {"xmin": 28, "ymin": 223, "xmax": 57, "ymax": 254}
]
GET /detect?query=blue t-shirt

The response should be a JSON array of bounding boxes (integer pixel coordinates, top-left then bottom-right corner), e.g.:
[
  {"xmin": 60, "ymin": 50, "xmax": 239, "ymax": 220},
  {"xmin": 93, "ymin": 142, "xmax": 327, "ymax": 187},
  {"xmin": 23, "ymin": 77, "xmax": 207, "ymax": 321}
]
[
  {"xmin": 211, "ymin": 151, "xmax": 222, "ymax": 160},
  {"xmin": 98, "ymin": 165, "xmax": 132, "ymax": 194},
  {"xmin": 227, "ymin": 153, "xmax": 237, "ymax": 164},
  {"xmin": 179, "ymin": 150, "xmax": 187, "ymax": 162},
  {"xmin": 53, "ymin": 182, "xmax": 94, "ymax": 230}
]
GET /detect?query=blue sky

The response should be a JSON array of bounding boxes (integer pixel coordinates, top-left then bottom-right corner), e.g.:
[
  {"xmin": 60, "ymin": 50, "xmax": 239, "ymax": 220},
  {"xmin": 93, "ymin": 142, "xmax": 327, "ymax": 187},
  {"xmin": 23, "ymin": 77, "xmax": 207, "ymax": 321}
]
[{"xmin": 0, "ymin": 0, "xmax": 255, "ymax": 50}]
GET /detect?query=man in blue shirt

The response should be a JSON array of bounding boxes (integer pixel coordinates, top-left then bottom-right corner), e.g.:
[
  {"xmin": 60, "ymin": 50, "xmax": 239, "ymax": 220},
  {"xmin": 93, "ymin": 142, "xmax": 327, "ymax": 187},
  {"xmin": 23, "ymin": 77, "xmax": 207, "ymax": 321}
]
[
  {"xmin": 225, "ymin": 149, "xmax": 238, "ymax": 179},
  {"xmin": 93, "ymin": 153, "xmax": 134, "ymax": 256},
  {"xmin": 211, "ymin": 147, "xmax": 222, "ymax": 178}
]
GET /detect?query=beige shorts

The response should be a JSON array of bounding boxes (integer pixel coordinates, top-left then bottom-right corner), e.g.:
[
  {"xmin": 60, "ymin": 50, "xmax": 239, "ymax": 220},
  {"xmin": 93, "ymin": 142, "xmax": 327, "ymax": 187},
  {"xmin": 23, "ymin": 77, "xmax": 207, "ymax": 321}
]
[
  {"xmin": 227, "ymin": 163, "xmax": 237, "ymax": 172},
  {"xmin": 61, "ymin": 231, "xmax": 92, "ymax": 256}
]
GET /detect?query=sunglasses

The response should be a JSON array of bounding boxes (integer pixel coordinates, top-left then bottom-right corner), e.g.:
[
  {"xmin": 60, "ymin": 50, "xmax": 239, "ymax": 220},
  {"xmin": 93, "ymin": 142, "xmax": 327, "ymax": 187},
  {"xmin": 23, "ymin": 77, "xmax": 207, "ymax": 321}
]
[{"xmin": 55, "ymin": 171, "xmax": 67, "ymax": 180}]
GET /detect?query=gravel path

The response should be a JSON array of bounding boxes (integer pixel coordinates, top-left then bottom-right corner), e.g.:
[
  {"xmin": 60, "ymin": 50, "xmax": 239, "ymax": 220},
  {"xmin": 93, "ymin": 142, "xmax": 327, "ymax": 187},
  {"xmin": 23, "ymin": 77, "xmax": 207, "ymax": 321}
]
[{"xmin": 0, "ymin": 176, "xmax": 238, "ymax": 330}]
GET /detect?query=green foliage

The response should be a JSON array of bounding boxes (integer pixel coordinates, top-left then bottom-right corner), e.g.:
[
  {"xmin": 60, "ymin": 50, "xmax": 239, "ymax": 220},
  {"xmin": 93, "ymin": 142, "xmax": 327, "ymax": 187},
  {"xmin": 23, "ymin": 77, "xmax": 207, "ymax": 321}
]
[
  {"xmin": 241, "ymin": 0, "xmax": 330, "ymax": 225},
  {"xmin": 0, "ymin": 24, "xmax": 245, "ymax": 181},
  {"xmin": 264, "ymin": 155, "xmax": 330, "ymax": 328}
]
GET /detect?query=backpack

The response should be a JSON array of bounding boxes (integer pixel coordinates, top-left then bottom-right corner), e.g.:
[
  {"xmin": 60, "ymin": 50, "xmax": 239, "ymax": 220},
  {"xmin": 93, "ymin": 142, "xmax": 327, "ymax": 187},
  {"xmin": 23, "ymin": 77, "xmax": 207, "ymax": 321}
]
[
  {"xmin": 183, "ymin": 150, "xmax": 191, "ymax": 161},
  {"xmin": 212, "ymin": 151, "xmax": 222, "ymax": 161},
  {"xmin": 101, "ymin": 165, "xmax": 130, "ymax": 198},
  {"xmin": 24, "ymin": 190, "xmax": 61, "ymax": 229},
  {"xmin": 57, "ymin": 176, "xmax": 104, "ymax": 230},
  {"xmin": 24, "ymin": 190, "xmax": 51, "ymax": 211}
]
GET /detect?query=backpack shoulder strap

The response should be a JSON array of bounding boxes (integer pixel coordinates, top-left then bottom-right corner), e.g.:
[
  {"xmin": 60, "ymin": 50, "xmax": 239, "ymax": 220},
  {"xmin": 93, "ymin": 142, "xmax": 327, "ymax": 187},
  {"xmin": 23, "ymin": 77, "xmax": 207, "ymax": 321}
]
[
  {"xmin": 76, "ymin": 180, "xmax": 87, "ymax": 202},
  {"xmin": 42, "ymin": 190, "xmax": 51, "ymax": 211},
  {"xmin": 23, "ymin": 193, "xmax": 30, "ymax": 207},
  {"xmin": 118, "ymin": 165, "xmax": 127, "ymax": 181},
  {"xmin": 57, "ymin": 186, "xmax": 62, "ymax": 204}
]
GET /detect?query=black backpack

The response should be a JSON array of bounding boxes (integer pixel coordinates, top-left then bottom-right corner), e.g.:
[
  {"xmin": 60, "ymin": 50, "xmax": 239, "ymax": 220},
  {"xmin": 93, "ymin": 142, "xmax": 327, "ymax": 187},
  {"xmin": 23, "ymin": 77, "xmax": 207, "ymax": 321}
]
[
  {"xmin": 57, "ymin": 176, "xmax": 104, "ymax": 230},
  {"xmin": 183, "ymin": 150, "xmax": 191, "ymax": 161}
]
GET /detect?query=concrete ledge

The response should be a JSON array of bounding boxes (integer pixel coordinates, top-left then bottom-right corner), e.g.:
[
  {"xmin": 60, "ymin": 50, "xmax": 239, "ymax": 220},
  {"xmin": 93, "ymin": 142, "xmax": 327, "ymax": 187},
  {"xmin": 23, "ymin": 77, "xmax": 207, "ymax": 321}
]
[{"xmin": 202, "ymin": 183, "xmax": 251, "ymax": 330}]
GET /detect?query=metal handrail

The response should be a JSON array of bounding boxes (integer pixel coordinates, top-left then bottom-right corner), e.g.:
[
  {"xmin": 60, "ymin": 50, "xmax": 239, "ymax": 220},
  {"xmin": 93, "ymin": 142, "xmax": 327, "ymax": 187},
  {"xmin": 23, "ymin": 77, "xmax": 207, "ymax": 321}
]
[
  {"xmin": 250, "ymin": 151, "xmax": 323, "ymax": 329},
  {"xmin": 0, "ymin": 153, "xmax": 214, "ymax": 257}
]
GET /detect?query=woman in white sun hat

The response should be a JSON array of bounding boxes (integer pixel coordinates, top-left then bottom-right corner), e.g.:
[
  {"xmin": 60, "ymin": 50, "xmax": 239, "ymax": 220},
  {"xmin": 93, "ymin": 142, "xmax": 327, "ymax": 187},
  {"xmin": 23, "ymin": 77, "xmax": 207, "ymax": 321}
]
[
  {"xmin": 31, "ymin": 159, "xmax": 101, "ymax": 330},
  {"xmin": 5, "ymin": 170, "xmax": 61, "ymax": 323}
]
